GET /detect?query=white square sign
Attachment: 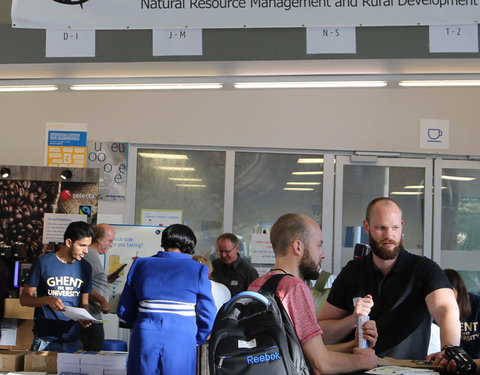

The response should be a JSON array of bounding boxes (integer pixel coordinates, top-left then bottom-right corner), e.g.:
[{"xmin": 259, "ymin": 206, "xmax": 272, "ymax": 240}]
[
  {"xmin": 46, "ymin": 29, "xmax": 95, "ymax": 57},
  {"xmin": 153, "ymin": 29, "xmax": 202, "ymax": 56},
  {"xmin": 306, "ymin": 27, "xmax": 356, "ymax": 54},
  {"xmin": 420, "ymin": 119, "xmax": 450, "ymax": 150}
]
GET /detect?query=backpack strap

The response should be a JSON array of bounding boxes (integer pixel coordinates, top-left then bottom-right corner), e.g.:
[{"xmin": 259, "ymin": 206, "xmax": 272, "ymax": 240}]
[
  {"xmin": 312, "ymin": 270, "xmax": 331, "ymax": 292},
  {"xmin": 259, "ymin": 273, "xmax": 293, "ymax": 298},
  {"xmin": 259, "ymin": 272, "xmax": 311, "ymax": 374}
]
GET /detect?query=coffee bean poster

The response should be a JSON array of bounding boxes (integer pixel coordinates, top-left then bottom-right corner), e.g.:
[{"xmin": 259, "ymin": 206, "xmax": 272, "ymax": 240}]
[{"xmin": 0, "ymin": 178, "xmax": 98, "ymax": 261}]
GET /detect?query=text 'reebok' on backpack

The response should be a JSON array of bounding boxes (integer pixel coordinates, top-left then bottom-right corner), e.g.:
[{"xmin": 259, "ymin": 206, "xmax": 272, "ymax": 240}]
[{"xmin": 208, "ymin": 273, "xmax": 310, "ymax": 375}]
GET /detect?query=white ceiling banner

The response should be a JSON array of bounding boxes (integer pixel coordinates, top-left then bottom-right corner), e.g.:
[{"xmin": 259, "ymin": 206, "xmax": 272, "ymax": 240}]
[{"xmin": 11, "ymin": 0, "xmax": 480, "ymax": 30}]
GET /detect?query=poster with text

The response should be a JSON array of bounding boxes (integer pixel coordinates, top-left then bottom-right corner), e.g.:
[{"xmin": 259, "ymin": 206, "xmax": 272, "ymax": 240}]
[
  {"xmin": 105, "ymin": 224, "xmax": 165, "ymax": 312},
  {"xmin": 251, "ymin": 233, "xmax": 275, "ymax": 264},
  {"xmin": 141, "ymin": 209, "xmax": 183, "ymax": 226},
  {"xmin": 87, "ymin": 141, "xmax": 128, "ymax": 201},
  {"xmin": 45, "ymin": 122, "xmax": 88, "ymax": 168}
]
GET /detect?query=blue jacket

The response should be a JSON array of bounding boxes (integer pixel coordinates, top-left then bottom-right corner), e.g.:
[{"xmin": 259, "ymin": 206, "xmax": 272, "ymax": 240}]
[{"xmin": 117, "ymin": 251, "xmax": 216, "ymax": 344}]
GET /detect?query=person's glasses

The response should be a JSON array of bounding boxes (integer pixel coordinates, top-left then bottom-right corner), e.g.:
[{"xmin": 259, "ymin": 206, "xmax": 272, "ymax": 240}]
[{"xmin": 217, "ymin": 246, "xmax": 236, "ymax": 255}]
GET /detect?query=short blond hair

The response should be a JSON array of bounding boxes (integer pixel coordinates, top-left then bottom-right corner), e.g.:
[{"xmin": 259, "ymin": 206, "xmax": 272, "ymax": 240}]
[{"xmin": 192, "ymin": 255, "xmax": 212, "ymax": 273}]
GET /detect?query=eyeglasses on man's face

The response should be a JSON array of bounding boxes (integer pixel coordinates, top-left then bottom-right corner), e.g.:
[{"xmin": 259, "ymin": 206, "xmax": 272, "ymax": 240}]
[{"xmin": 217, "ymin": 246, "xmax": 237, "ymax": 255}]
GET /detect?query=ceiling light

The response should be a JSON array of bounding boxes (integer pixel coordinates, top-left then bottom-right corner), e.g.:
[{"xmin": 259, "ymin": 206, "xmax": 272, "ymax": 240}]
[
  {"xmin": 442, "ymin": 175, "xmax": 476, "ymax": 181},
  {"xmin": 1, "ymin": 167, "xmax": 11, "ymax": 178},
  {"xmin": 292, "ymin": 171, "xmax": 323, "ymax": 175},
  {"xmin": 355, "ymin": 151, "xmax": 401, "ymax": 157},
  {"xmin": 155, "ymin": 166, "xmax": 195, "ymax": 171},
  {"xmin": 297, "ymin": 158, "xmax": 324, "ymax": 164},
  {"xmin": 0, "ymin": 85, "xmax": 58, "ymax": 92},
  {"xmin": 399, "ymin": 80, "xmax": 480, "ymax": 87},
  {"xmin": 176, "ymin": 184, "xmax": 206, "ymax": 187},
  {"xmin": 283, "ymin": 187, "xmax": 315, "ymax": 191},
  {"xmin": 60, "ymin": 169, "xmax": 72, "ymax": 180},
  {"xmin": 286, "ymin": 182, "xmax": 321, "ymax": 185},
  {"xmin": 390, "ymin": 191, "xmax": 423, "ymax": 195},
  {"xmin": 70, "ymin": 83, "xmax": 223, "ymax": 91},
  {"xmin": 139, "ymin": 152, "xmax": 188, "ymax": 159},
  {"xmin": 404, "ymin": 185, "xmax": 424, "ymax": 189},
  {"xmin": 234, "ymin": 81, "xmax": 387, "ymax": 89},
  {"xmin": 168, "ymin": 178, "xmax": 202, "ymax": 182}
]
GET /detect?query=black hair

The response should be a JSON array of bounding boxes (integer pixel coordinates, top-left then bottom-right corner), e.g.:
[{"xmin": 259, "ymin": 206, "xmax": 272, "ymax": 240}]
[
  {"xmin": 64, "ymin": 221, "xmax": 94, "ymax": 243},
  {"xmin": 444, "ymin": 268, "xmax": 471, "ymax": 318},
  {"xmin": 161, "ymin": 224, "xmax": 196, "ymax": 255}
]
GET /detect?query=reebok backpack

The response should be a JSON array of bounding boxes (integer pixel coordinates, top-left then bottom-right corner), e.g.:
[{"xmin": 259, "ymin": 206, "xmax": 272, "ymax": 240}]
[{"xmin": 208, "ymin": 273, "xmax": 310, "ymax": 375}]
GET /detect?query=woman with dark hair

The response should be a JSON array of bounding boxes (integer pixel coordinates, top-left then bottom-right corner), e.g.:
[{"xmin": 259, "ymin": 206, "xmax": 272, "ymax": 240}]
[
  {"xmin": 444, "ymin": 268, "xmax": 480, "ymax": 359},
  {"xmin": 117, "ymin": 224, "xmax": 216, "ymax": 375}
]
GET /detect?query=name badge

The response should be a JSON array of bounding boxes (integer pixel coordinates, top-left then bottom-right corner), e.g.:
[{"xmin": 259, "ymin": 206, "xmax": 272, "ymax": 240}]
[{"xmin": 231, "ymin": 280, "xmax": 239, "ymax": 286}]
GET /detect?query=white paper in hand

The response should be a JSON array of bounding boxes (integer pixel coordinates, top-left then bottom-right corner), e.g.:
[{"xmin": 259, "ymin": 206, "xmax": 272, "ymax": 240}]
[{"xmin": 63, "ymin": 306, "xmax": 102, "ymax": 323}]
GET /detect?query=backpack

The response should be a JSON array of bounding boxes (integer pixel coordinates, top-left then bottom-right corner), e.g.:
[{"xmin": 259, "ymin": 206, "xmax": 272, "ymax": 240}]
[{"xmin": 208, "ymin": 273, "xmax": 310, "ymax": 375}]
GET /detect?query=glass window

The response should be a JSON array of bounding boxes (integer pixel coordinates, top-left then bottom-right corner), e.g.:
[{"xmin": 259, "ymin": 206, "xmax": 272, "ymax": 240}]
[
  {"xmin": 441, "ymin": 169, "xmax": 480, "ymax": 251},
  {"xmin": 135, "ymin": 149, "xmax": 225, "ymax": 255},
  {"xmin": 458, "ymin": 270, "xmax": 480, "ymax": 294},
  {"xmin": 342, "ymin": 165, "xmax": 425, "ymax": 265},
  {"xmin": 233, "ymin": 152, "xmax": 323, "ymax": 261}
]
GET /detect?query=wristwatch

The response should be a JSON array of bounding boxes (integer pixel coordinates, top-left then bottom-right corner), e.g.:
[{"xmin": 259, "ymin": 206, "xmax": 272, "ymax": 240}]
[{"xmin": 443, "ymin": 345, "xmax": 477, "ymax": 375}]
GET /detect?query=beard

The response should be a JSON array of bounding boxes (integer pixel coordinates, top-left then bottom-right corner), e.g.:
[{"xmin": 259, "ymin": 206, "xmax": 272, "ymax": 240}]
[
  {"xmin": 68, "ymin": 248, "xmax": 78, "ymax": 261},
  {"xmin": 369, "ymin": 233, "xmax": 402, "ymax": 260},
  {"xmin": 299, "ymin": 248, "xmax": 320, "ymax": 281}
]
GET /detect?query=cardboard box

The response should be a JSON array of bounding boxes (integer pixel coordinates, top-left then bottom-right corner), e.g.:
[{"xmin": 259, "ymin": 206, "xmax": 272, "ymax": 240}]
[
  {"xmin": 0, "ymin": 299, "xmax": 35, "ymax": 351},
  {"xmin": 4, "ymin": 298, "xmax": 34, "ymax": 319},
  {"xmin": 0, "ymin": 350, "xmax": 28, "ymax": 372},
  {"xmin": 24, "ymin": 350, "xmax": 58, "ymax": 373}
]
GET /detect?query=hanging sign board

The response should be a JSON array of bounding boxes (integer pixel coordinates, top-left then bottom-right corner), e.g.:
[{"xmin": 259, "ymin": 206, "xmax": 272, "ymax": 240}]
[{"xmin": 12, "ymin": 0, "xmax": 480, "ymax": 30}]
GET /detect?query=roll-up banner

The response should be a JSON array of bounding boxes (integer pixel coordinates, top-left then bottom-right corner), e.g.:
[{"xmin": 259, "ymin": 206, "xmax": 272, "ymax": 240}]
[
  {"xmin": 11, "ymin": 0, "xmax": 480, "ymax": 29},
  {"xmin": 105, "ymin": 224, "xmax": 165, "ymax": 312}
]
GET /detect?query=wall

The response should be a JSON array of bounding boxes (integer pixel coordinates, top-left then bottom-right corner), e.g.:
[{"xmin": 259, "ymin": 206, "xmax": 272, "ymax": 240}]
[{"xmin": 1, "ymin": 85, "xmax": 479, "ymax": 167}]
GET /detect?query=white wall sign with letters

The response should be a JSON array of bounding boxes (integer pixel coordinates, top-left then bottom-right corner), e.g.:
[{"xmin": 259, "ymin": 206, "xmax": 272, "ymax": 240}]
[
  {"xmin": 46, "ymin": 29, "xmax": 95, "ymax": 57},
  {"xmin": 307, "ymin": 27, "xmax": 356, "ymax": 54},
  {"xmin": 429, "ymin": 24, "xmax": 479, "ymax": 53},
  {"xmin": 153, "ymin": 29, "xmax": 203, "ymax": 56}
]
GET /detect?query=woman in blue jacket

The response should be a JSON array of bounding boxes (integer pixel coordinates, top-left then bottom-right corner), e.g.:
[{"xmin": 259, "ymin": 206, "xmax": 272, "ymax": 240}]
[{"xmin": 117, "ymin": 224, "xmax": 217, "ymax": 375}]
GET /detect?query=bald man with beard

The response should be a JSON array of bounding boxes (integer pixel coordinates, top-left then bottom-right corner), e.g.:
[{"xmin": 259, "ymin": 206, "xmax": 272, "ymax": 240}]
[
  {"xmin": 317, "ymin": 197, "xmax": 460, "ymax": 360},
  {"xmin": 248, "ymin": 213, "xmax": 378, "ymax": 374}
]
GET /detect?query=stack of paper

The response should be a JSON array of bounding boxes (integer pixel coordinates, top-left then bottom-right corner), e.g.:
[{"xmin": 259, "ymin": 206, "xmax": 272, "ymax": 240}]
[
  {"xmin": 56, "ymin": 351, "xmax": 127, "ymax": 375},
  {"xmin": 57, "ymin": 352, "xmax": 82, "ymax": 374},
  {"xmin": 366, "ymin": 366, "xmax": 440, "ymax": 374},
  {"xmin": 80, "ymin": 351, "xmax": 128, "ymax": 375},
  {"xmin": 102, "ymin": 352, "xmax": 128, "ymax": 375},
  {"xmin": 79, "ymin": 352, "xmax": 105, "ymax": 375}
]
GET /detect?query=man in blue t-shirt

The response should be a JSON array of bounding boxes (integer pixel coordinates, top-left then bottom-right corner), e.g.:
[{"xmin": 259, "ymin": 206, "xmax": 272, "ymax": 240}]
[{"xmin": 20, "ymin": 221, "xmax": 94, "ymax": 352}]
